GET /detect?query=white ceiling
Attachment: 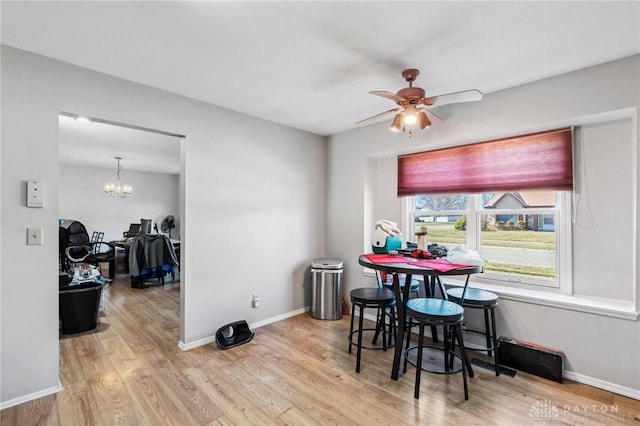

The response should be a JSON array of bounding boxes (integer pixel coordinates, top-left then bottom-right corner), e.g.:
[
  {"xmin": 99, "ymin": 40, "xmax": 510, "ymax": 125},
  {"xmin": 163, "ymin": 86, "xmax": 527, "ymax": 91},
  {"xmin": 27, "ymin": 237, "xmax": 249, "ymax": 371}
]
[
  {"xmin": 2, "ymin": 1, "xmax": 639, "ymax": 171},
  {"xmin": 58, "ymin": 115, "xmax": 182, "ymax": 174}
]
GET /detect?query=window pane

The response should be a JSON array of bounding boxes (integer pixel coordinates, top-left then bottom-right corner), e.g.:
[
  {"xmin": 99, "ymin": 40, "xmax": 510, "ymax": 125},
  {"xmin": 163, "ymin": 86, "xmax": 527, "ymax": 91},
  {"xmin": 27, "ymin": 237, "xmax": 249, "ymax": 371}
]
[
  {"xmin": 414, "ymin": 194, "xmax": 468, "ymax": 211},
  {"xmin": 413, "ymin": 194, "xmax": 468, "ymax": 249},
  {"xmin": 414, "ymin": 214, "xmax": 467, "ymax": 248},
  {"xmin": 481, "ymin": 191, "xmax": 556, "ymax": 209},
  {"xmin": 409, "ymin": 190, "xmax": 565, "ymax": 289},
  {"xmin": 479, "ymin": 212, "xmax": 556, "ymax": 283}
]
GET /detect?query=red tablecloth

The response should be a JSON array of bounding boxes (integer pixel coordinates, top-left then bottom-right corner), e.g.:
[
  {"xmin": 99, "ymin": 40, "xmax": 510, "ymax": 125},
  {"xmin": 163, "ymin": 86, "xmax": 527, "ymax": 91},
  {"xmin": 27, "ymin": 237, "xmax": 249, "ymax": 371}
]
[
  {"xmin": 363, "ymin": 253, "xmax": 407, "ymax": 263},
  {"xmin": 364, "ymin": 253, "xmax": 469, "ymax": 272}
]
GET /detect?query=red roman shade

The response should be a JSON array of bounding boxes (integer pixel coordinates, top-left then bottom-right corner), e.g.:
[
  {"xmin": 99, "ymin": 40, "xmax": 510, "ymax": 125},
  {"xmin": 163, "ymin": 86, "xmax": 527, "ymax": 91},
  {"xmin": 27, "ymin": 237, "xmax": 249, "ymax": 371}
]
[{"xmin": 398, "ymin": 127, "xmax": 573, "ymax": 196}]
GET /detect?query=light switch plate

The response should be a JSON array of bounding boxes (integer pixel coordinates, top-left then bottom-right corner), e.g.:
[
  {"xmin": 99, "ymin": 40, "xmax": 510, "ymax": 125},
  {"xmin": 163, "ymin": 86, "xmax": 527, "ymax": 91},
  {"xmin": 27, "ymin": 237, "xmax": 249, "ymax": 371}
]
[
  {"xmin": 27, "ymin": 181, "xmax": 44, "ymax": 208},
  {"xmin": 27, "ymin": 228, "xmax": 44, "ymax": 245}
]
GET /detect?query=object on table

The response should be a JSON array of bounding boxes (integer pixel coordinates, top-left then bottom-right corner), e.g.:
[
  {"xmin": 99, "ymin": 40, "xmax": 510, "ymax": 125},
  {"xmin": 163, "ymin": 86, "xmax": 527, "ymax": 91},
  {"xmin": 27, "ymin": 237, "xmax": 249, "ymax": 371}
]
[
  {"xmin": 416, "ymin": 226, "xmax": 429, "ymax": 250},
  {"xmin": 372, "ymin": 219, "xmax": 402, "ymax": 254},
  {"xmin": 447, "ymin": 244, "xmax": 485, "ymax": 266}
]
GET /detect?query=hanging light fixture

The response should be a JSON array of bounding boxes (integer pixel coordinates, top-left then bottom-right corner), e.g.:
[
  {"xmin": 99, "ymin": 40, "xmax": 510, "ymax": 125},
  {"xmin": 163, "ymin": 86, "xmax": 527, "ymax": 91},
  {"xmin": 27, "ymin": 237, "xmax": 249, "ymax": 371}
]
[
  {"xmin": 402, "ymin": 105, "xmax": 419, "ymax": 126},
  {"xmin": 390, "ymin": 113, "xmax": 404, "ymax": 132},
  {"xmin": 104, "ymin": 157, "xmax": 133, "ymax": 198},
  {"xmin": 388, "ymin": 105, "xmax": 432, "ymax": 137}
]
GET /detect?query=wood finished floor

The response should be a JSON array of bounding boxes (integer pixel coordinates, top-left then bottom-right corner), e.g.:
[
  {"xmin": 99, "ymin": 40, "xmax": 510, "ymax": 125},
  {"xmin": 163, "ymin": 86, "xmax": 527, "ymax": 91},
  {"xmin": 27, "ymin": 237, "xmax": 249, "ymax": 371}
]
[{"xmin": 2, "ymin": 273, "xmax": 639, "ymax": 425}]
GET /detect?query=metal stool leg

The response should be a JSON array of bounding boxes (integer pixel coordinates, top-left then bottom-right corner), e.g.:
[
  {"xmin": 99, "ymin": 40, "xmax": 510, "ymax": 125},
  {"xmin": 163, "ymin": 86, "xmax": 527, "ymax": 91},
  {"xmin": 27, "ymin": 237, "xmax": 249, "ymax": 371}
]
[
  {"xmin": 356, "ymin": 304, "xmax": 365, "ymax": 373},
  {"xmin": 453, "ymin": 325, "xmax": 469, "ymax": 401},
  {"xmin": 490, "ymin": 307, "xmax": 500, "ymax": 376},
  {"xmin": 414, "ymin": 323, "xmax": 425, "ymax": 399},
  {"xmin": 348, "ymin": 301, "xmax": 356, "ymax": 354},
  {"xmin": 387, "ymin": 306, "xmax": 396, "ymax": 348},
  {"xmin": 483, "ymin": 308, "xmax": 492, "ymax": 357},
  {"xmin": 403, "ymin": 316, "xmax": 413, "ymax": 373}
]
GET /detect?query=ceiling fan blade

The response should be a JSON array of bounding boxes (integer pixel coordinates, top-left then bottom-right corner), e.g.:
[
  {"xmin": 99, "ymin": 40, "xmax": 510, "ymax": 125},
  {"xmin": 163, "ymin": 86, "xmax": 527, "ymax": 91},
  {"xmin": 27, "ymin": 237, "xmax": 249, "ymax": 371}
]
[
  {"xmin": 417, "ymin": 107, "xmax": 442, "ymax": 125},
  {"xmin": 425, "ymin": 89, "xmax": 483, "ymax": 107},
  {"xmin": 370, "ymin": 91, "xmax": 407, "ymax": 103},
  {"xmin": 356, "ymin": 107, "xmax": 401, "ymax": 125}
]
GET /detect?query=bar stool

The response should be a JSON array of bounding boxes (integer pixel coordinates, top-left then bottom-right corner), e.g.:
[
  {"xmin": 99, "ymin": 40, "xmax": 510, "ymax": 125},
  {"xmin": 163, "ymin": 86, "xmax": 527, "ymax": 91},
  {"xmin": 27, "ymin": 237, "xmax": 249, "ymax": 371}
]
[
  {"xmin": 349, "ymin": 287, "xmax": 396, "ymax": 373},
  {"xmin": 404, "ymin": 298, "xmax": 472, "ymax": 400},
  {"xmin": 446, "ymin": 287, "xmax": 500, "ymax": 376},
  {"xmin": 375, "ymin": 271, "xmax": 420, "ymax": 346}
]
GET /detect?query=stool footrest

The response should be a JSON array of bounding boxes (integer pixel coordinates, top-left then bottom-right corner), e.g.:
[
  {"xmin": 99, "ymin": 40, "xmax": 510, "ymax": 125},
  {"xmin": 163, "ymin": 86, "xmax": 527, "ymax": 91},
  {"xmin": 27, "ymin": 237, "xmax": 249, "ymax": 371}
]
[
  {"xmin": 349, "ymin": 328, "xmax": 394, "ymax": 351},
  {"xmin": 405, "ymin": 345, "xmax": 464, "ymax": 375},
  {"xmin": 461, "ymin": 328, "xmax": 498, "ymax": 352}
]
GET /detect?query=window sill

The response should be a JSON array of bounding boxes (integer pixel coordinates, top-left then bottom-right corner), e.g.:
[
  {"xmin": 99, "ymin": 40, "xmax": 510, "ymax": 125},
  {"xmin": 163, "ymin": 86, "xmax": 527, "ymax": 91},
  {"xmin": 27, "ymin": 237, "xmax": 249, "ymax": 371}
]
[{"xmin": 362, "ymin": 268, "xmax": 638, "ymax": 321}]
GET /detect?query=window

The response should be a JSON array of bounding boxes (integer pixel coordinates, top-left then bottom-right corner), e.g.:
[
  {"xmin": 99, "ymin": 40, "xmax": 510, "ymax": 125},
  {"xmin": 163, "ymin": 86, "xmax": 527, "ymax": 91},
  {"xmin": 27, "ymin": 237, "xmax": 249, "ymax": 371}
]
[
  {"xmin": 408, "ymin": 191, "xmax": 571, "ymax": 290},
  {"xmin": 400, "ymin": 128, "xmax": 573, "ymax": 292}
]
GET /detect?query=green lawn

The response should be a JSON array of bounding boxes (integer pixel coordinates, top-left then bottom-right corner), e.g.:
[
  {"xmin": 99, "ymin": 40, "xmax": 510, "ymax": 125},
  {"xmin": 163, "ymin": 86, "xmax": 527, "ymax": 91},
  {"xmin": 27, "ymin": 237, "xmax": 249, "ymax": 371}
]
[
  {"xmin": 414, "ymin": 222, "xmax": 556, "ymax": 280},
  {"xmin": 415, "ymin": 223, "xmax": 555, "ymax": 250}
]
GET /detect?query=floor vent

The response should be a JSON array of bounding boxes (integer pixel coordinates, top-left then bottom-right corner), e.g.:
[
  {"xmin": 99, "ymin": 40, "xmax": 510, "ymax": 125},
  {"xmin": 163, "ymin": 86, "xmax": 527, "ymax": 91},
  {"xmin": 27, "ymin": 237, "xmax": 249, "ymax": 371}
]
[{"xmin": 471, "ymin": 358, "xmax": 517, "ymax": 378}]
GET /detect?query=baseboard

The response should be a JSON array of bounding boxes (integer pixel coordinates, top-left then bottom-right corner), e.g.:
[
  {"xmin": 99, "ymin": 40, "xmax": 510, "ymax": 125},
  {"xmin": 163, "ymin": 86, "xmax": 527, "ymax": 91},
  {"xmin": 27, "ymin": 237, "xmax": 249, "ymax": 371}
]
[
  {"xmin": 178, "ymin": 335, "xmax": 216, "ymax": 351},
  {"xmin": 564, "ymin": 370, "xmax": 640, "ymax": 400},
  {"xmin": 0, "ymin": 380, "xmax": 62, "ymax": 410},
  {"xmin": 250, "ymin": 306, "xmax": 309, "ymax": 329},
  {"xmin": 178, "ymin": 306, "xmax": 310, "ymax": 351}
]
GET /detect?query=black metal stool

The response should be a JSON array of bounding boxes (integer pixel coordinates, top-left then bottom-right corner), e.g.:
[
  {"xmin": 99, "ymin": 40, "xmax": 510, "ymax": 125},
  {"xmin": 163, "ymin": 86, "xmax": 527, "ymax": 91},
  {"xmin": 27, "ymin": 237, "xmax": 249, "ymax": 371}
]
[
  {"xmin": 446, "ymin": 287, "xmax": 500, "ymax": 376},
  {"xmin": 404, "ymin": 298, "xmax": 472, "ymax": 400},
  {"xmin": 349, "ymin": 287, "xmax": 396, "ymax": 373},
  {"xmin": 376, "ymin": 271, "xmax": 419, "ymax": 347}
]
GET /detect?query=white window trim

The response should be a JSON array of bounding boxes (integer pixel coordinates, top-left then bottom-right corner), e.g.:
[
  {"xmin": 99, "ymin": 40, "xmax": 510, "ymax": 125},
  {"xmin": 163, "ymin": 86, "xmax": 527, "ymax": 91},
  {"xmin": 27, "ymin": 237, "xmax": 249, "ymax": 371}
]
[
  {"xmin": 471, "ymin": 192, "xmax": 573, "ymax": 293},
  {"xmin": 440, "ymin": 275, "xmax": 638, "ymax": 321},
  {"xmin": 406, "ymin": 193, "xmax": 570, "ymax": 290},
  {"xmin": 394, "ymin": 191, "xmax": 637, "ymax": 320},
  {"xmin": 361, "ymin": 268, "xmax": 638, "ymax": 321}
]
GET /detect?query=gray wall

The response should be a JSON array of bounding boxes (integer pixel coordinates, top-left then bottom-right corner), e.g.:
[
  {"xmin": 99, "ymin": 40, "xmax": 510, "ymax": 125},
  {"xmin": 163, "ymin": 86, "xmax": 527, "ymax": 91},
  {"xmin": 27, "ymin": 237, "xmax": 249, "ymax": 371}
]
[
  {"xmin": 327, "ymin": 55, "xmax": 640, "ymax": 397},
  {"xmin": 59, "ymin": 164, "xmax": 180, "ymax": 243},
  {"xmin": 1, "ymin": 46, "xmax": 326, "ymax": 405}
]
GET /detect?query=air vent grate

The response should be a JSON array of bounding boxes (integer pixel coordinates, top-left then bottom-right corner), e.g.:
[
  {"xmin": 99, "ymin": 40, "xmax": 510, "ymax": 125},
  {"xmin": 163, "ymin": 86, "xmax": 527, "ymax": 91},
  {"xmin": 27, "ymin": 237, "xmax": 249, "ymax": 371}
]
[{"xmin": 471, "ymin": 358, "xmax": 517, "ymax": 377}]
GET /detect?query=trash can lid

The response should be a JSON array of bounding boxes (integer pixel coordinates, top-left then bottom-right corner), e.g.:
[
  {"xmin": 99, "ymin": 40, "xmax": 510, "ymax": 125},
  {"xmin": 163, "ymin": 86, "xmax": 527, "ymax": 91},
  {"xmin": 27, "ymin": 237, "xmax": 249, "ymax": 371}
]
[{"xmin": 312, "ymin": 258, "xmax": 343, "ymax": 269}]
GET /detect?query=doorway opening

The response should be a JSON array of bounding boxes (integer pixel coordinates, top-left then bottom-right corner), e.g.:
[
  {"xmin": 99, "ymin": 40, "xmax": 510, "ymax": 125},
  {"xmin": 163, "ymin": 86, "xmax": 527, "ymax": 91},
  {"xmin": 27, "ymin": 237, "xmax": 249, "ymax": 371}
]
[{"xmin": 58, "ymin": 112, "xmax": 186, "ymax": 342}]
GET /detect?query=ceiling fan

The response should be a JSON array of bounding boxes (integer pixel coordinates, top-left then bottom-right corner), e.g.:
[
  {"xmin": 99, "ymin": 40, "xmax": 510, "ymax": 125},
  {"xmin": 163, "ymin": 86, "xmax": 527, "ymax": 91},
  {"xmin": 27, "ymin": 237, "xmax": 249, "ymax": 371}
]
[{"xmin": 356, "ymin": 68, "xmax": 483, "ymax": 137}]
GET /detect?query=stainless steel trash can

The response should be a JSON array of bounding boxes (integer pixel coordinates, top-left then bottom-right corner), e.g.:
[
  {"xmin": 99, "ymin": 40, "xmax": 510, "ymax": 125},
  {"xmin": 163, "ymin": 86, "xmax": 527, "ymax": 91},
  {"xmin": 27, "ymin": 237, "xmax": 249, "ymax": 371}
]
[{"xmin": 311, "ymin": 258, "xmax": 343, "ymax": 320}]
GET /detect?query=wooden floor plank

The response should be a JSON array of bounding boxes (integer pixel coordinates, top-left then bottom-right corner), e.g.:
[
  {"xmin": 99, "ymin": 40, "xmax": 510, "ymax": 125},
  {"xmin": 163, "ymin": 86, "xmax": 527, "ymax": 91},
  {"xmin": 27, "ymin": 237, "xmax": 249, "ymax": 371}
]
[{"xmin": 2, "ymin": 273, "xmax": 639, "ymax": 425}]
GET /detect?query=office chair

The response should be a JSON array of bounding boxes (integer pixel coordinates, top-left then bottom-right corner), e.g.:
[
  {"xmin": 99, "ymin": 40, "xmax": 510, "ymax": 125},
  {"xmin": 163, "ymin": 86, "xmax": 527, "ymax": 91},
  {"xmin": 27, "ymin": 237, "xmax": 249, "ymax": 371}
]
[{"xmin": 59, "ymin": 220, "xmax": 115, "ymax": 279}]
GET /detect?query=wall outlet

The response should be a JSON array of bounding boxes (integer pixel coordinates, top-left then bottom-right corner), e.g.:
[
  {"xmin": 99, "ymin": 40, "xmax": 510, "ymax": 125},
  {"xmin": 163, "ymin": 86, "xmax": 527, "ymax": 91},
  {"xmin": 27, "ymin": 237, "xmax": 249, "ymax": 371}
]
[{"xmin": 252, "ymin": 294, "xmax": 260, "ymax": 308}]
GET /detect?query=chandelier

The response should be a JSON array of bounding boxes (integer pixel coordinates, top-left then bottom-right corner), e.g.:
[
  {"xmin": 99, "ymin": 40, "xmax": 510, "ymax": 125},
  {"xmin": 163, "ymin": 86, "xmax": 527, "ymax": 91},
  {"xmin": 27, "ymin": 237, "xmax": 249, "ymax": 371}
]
[{"xmin": 104, "ymin": 157, "xmax": 133, "ymax": 198}]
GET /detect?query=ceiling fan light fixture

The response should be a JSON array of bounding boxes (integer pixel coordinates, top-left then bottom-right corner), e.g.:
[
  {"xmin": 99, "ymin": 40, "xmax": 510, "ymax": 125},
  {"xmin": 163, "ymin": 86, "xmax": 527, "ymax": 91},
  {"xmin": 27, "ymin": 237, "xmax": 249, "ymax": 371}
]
[
  {"xmin": 390, "ymin": 114, "xmax": 404, "ymax": 132},
  {"xmin": 357, "ymin": 67, "xmax": 483, "ymax": 138},
  {"xmin": 402, "ymin": 105, "xmax": 418, "ymax": 126},
  {"xmin": 417, "ymin": 110, "xmax": 431, "ymax": 129},
  {"xmin": 403, "ymin": 113, "xmax": 417, "ymax": 126}
]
